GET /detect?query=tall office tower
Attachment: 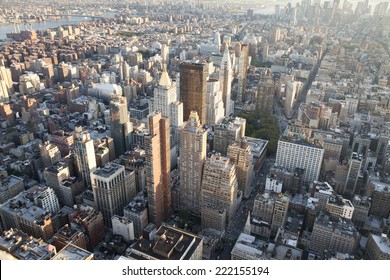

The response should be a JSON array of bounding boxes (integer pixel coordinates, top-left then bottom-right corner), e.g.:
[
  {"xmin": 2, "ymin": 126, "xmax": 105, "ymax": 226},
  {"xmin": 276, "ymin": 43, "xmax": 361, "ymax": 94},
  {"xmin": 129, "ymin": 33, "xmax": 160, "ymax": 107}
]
[
  {"xmin": 40, "ymin": 142, "xmax": 62, "ymax": 168},
  {"xmin": 271, "ymin": 194, "xmax": 290, "ymax": 234},
  {"xmin": 206, "ymin": 79, "xmax": 225, "ymax": 126},
  {"xmin": 376, "ymin": 135, "xmax": 390, "ymax": 165},
  {"xmin": 201, "ymin": 154, "xmax": 238, "ymax": 231},
  {"xmin": 256, "ymin": 78, "xmax": 275, "ymax": 114},
  {"xmin": 91, "ymin": 163, "xmax": 136, "ymax": 226},
  {"xmin": 351, "ymin": 196, "xmax": 370, "ymax": 229},
  {"xmin": 31, "ymin": 186, "xmax": 60, "ymax": 214},
  {"xmin": 344, "ymin": 153, "xmax": 362, "ymax": 197},
  {"xmin": 44, "ymin": 162, "xmax": 70, "ymax": 205},
  {"xmin": 121, "ymin": 60, "xmax": 130, "ymax": 82},
  {"xmin": 110, "ymin": 96, "xmax": 132, "ymax": 158},
  {"xmin": 284, "ymin": 81, "xmax": 302, "ymax": 117},
  {"xmin": 219, "ymin": 47, "xmax": 233, "ymax": 116},
  {"xmin": 58, "ymin": 62, "xmax": 70, "ymax": 82},
  {"xmin": 275, "ymin": 133, "xmax": 324, "ymax": 184},
  {"xmin": 149, "ymin": 67, "xmax": 183, "ymax": 129},
  {"xmin": 161, "ymin": 44, "xmax": 170, "ymax": 66},
  {"xmin": 144, "ymin": 112, "xmax": 171, "ymax": 226},
  {"xmin": 214, "ymin": 31, "xmax": 221, "ymax": 51},
  {"xmin": 237, "ymin": 44, "xmax": 249, "ymax": 103},
  {"xmin": 227, "ymin": 138, "xmax": 254, "ymax": 194},
  {"xmin": 368, "ymin": 180, "xmax": 390, "ymax": 219},
  {"xmin": 180, "ymin": 62, "xmax": 208, "ymax": 125},
  {"xmin": 213, "ymin": 117, "xmax": 246, "ymax": 155},
  {"xmin": 42, "ymin": 64, "xmax": 55, "ymax": 88},
  {"xmin": 73, "ymin": 130, "xmax": 97, "ymax": 189},
  {"xmin": 268, "ymin": 28, "xmax": 281, "ymax": 44},
  {"xmin": 0, "ymin": 66, "xmax": 13, "ymax": 101},
  {"xmin": 179, "ymin": 111, "xmax": 207, "ymax": 214}
]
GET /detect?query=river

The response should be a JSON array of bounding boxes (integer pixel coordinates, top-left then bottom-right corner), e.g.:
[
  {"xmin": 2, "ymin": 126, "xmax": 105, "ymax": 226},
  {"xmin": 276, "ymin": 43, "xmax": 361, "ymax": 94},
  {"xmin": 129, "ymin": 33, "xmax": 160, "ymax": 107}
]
[{"xmin": 0, "ymin": 17, "xmax": 96, "ymax": 40}]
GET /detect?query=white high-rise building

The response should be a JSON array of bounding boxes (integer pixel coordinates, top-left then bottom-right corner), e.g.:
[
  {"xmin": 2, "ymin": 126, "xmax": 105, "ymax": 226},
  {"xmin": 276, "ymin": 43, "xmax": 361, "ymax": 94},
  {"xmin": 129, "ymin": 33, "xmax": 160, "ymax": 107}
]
[
  {"xmin": 179, "ymin": 111, "xmax": 207, "ymax": 214},
  {"xmin": 91, "ymin": 163, "xmax": 136, "ymax": 226},
  {"xmin": 214, "ymin": 31, "xmax": 221, "ymax": 51},
  {"xmin": 74, "ymin": 130, "xmax": 97, "ymax": 188},
  {"xmin": 161, "ymin": 44, "xmax": 170, "ymax": 66},
  {"xmin": 284, "ymin": 81, "xmax": 302, "ymax": 117},
  {"xmin": 0, "ymin": 66, "xmax": 13, "ymax": 101},
  {"xmin": 35, "ymin": 186, "xmax": 60, "ymax": 214},
  {"xmin": 275, "ymin": 135, "xmax": 324, "ymax": 184},
  {"xmin": 219, "ymin": 48, "xmax": 233, "ymax": 116},
  {"xmin": 149, "ymin": 68, "xmax": 183, "ymax": 129},
  {"xmin": 206, "ymin": 79, "xmax": 225, "ymax": 126}
]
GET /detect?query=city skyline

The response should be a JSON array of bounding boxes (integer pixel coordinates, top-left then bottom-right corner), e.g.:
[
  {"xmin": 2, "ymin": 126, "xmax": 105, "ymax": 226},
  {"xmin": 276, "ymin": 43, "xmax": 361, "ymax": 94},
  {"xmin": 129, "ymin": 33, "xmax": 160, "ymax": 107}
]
[{"xmin": 0, "ymin": 0, "xmax": 390, "ymax": 261}]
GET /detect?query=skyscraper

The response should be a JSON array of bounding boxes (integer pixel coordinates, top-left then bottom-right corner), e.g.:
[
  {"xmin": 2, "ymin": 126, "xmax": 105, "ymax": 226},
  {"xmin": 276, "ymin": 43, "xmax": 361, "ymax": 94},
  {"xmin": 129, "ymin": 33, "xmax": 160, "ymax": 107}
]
[
  {"xmin": 39, "ymin": 142, "xmax": 62, "ymax": 168},
  {"xmin": 227, "ymin": 138, "xmax": 254, "ymax": 194},
  {"xmin": 161, "ymin": 44, "xmax": 170, "ymax": 66},
  {"xmin": 214, "ymin": 31, "xmax": 221, "ymax": 51},
  {"xmin": 44, "ymin": 162, "xmax": 70, "ymax": 205},
  {"xmin": 213, "ymin": 117, "xmax": 246, "ymax": 155},
  {"xmin": 149, "ymin": 67, "xmax": 183, "ymax": 130},
  {"xmin": 344, "ymin": 153, "xmax": 362, "ymax": 197},
  {"xmin": 0, "ymin": 66, "xmax": 13, "ymax": 101},
  {"xmin": 73, "ymin": 130, "xmax": 96, "ymax": 188},
  {"xmin": 237, "ymin": 44, "xmax": 249, "ymax": 103},
  {"xmin": 180, "ymin": 111, "xmax": 207, "ymax": 214},
  {"xmin": 180, "ymin": 62, "xmax": 208, "ymax": 125},
  {"xmin": 201, "ymin": 154, "xmax": 238, "ymax": 231},
  {"xmin": 206, "ymin": 79, "xmax": 225, "ymax": 126},
  {"xmin": 256, "ymin": 78, "xmax": 275, "ymax": 114},
  {"xmin": 275, "ymin": 133, "xmax": 324, "ymax": 184},
  {"xmin": 91, "ymin": 163, "xmax": 136, "ymax": 226},
  {"xmin": 110, "ymin": 96, "xmax": 132, "ymax": 158},
  {"xmin": 271, "ymin": 194, "xmax": 290, "ymax": 234},
  {"xmin": 219, "ymin": 47, "xmax": 233, "ymax": 116},
  {"xmin": 145, "ymin": 112, "xmax": 171, "ymax": 226}
]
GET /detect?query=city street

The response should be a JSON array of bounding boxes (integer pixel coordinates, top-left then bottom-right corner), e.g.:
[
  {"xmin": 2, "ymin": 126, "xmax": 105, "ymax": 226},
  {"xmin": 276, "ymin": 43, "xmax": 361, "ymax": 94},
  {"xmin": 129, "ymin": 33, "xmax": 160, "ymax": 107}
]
[{"xmin": 218, "ymin": 155, "xmax": 275, "ymax": 259}]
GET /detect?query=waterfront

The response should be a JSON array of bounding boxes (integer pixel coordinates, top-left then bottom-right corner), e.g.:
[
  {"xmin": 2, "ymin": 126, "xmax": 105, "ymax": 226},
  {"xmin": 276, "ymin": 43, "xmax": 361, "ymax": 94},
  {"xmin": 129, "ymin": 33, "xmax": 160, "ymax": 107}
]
[{"xmin": 0, "ymin": 17, "xmax": 92, "ymax": 40}]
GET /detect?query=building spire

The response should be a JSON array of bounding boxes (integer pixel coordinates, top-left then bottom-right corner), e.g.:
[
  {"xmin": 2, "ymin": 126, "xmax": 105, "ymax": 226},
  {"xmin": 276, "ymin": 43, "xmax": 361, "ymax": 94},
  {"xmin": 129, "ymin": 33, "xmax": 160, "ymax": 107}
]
[{"xmin": 158, "ymin": 65, "xmax": 172, "ymax": 88}]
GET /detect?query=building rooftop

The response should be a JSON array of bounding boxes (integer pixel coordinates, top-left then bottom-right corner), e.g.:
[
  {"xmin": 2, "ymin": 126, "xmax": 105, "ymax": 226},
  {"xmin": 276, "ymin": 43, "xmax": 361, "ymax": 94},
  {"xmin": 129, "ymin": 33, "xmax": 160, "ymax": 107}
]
[
  {"xmin": 0, "ymin": 229, "xmax": 28, "ymax": 253},
  {"xmin": 1, "ymin": 192, "xmax": 50, "ymax": 223},
  {"xmin": 128, "ymin": 225, "xmax": 202, "ymax": 260},
  {"xmin": 280, "ymin": 134, "xmax": 324, "ymax": 149},
  {"xmin": 316, "ymin": 212, "xmax": 359, "ymax": 237},
  {"xmin": 0, "ymin": 229, "xmax": 55, "ymax": 260},
  {"xmin": 51, "ymin": 243, "xmax": 93, "ymax": 260},
  {"xmin": 92, "ymin": 162, "xmax": 124, "ymax": 178},
  {"xmin": 246, "ymin": 137, "xmax": 268, "ymax": 157},
  {"xmin": 124, "ymin": 191, "xmax": 148, "ymax": 214},
  {"xmin": 370, "ymin": 234, "xmax": 390, "ymax": 255},
  {"xmin": 231, "ymin": 233, "xmax": 271, "ymax": 260},
  {"xmin": 328, "ymin": 195, "xmax": 353, "ymax": 208},
  {"xmin": 0, "ymin": 175, "xmax": 23, "ymax": 190},
  {"xmin": 273, "ymin": 245, "xmax": 302, "ymax": 260}
]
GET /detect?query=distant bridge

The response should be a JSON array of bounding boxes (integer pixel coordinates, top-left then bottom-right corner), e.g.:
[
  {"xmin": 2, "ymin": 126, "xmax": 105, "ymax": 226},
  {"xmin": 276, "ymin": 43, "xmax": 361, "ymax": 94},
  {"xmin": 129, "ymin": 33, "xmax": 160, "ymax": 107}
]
[{"xmin": 44, "ymin": 14, "xmax": 105, "ymax": 20}]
